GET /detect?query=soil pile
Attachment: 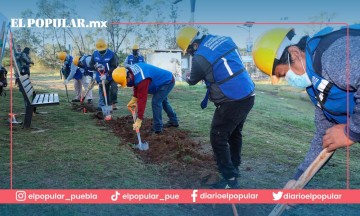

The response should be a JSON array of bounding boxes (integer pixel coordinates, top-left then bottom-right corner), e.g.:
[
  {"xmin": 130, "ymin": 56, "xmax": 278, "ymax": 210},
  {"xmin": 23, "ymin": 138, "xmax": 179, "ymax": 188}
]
[{"xmin": 103, "ymin": 115, "xmax": 220, "ymax": 188}]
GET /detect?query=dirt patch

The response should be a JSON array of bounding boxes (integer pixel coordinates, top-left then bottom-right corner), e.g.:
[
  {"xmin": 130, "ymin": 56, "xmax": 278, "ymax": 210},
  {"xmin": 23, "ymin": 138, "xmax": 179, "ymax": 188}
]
[
  {"xmin": 101, "ymin": 115, "xmax": 220, "ymax": 188},
  {"xmin": 71, "ymin": 102, "xmax": 97, "ymax": 113}
]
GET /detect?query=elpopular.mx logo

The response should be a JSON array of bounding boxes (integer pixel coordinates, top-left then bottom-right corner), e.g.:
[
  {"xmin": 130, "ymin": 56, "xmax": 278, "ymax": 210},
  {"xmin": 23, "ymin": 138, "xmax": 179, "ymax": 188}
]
[{"xmin": 272, "ymin": 191, "xmax": 283, "ymax": 201}]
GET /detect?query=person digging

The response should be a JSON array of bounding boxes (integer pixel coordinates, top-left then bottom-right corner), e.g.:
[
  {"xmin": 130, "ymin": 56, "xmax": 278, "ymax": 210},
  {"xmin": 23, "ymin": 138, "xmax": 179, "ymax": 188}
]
[{"xmin": 112, "ymin": 63, "xmax": 179, "ymax": 134}]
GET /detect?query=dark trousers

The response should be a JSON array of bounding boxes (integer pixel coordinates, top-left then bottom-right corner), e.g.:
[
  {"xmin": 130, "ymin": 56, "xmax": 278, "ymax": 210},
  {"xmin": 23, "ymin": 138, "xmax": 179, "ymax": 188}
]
[{"xmin": 210, "ymin": 96, "xmax": 255, "ymax": 180}]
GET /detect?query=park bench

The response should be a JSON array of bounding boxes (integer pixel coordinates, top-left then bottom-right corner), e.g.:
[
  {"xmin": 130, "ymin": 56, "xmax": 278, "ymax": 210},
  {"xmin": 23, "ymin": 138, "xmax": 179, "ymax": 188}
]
[{"xmin": 16, "ymin": 75, "xmax": 59, "ymax": 128}]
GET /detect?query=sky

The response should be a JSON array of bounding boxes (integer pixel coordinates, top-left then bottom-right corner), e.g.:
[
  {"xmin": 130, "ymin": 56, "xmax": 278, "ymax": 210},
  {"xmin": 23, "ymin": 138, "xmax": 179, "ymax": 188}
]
[{"xmin": 0, "ymin": 0, "xmax": 358, "ymax": 49}]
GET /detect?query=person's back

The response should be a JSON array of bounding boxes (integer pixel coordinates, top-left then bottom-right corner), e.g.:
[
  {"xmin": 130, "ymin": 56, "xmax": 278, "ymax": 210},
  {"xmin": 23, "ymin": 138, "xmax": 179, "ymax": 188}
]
[{"xmin": 19, "ymin": 47, "xmax": 33, "ymax": 76}]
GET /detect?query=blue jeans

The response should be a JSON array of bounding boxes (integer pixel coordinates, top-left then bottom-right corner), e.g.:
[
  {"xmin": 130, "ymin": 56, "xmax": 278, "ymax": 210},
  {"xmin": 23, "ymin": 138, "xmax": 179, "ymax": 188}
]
[
  {"xmin": 98, "ymin": 80, "xmax": 118, "ymax": 108},
  {"xmin": 152, "ymin": 81, "xmax": 178, "ymax": 131}
]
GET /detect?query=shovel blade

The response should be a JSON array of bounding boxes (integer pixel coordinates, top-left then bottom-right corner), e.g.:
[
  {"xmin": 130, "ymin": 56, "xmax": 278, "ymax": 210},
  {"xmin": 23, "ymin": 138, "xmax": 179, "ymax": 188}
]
[
  {"xmin": 136, "ymin": 142, "xmax": 149, "ymax": 151},
  {"xmin": 101, "ymin": 106, "xmax": 112, "ymax": 118}
]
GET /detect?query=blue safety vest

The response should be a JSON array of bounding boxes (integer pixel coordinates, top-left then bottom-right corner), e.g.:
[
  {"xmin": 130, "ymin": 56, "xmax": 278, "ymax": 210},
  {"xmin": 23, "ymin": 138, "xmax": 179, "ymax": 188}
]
[
  {"xmin": 73, "ymin": 68, "xmax": 83, "ymax": 80},
  {"xmin": 80, "ymin": 55, "xmax": 93, "ymax": 77},
  {"xmin": 305, "ymin": 25, "xmax": 360, "ymax": 123},
  {"xmin": 195, "ymin": 35, "xmax": 255, "ymax": 101},
  {"xmin": 62, "ymin": 55, "xmax": 73, "ymax": 79},
  {"xmin": 127, "ymin": 54, "xmax": 145, "ymax": 65},
  {"xmin": 130, "ymin": 63, "xmax": 173, "ymax": 94},
  {"xmin": 93, "ymin": 49, "xmax": 114, "ymax": 82}
]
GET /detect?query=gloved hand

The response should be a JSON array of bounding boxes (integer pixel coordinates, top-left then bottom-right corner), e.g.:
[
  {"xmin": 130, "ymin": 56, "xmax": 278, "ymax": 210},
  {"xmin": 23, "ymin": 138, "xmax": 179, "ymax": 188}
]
[
  {"xmin": 127, "ymin": 97, "xmax": 138, "ymax": 109},
  {"xmin": 64, "ymin": 79, "xmax": 69, "ymax": 85},
  {"xmin": 100, "ymin": 74, "xmax": 107, "ymax": 81},
  {"xmin": 92, "ymin": 73, "xmax": 96, "ymax": 80},
  {"xmin": 133, "ymin": 118, "xmax": 142, "ymax": 131},
  {"xmin": 96, "ymin": 63, "xmax": 105, "ymax": 70}
]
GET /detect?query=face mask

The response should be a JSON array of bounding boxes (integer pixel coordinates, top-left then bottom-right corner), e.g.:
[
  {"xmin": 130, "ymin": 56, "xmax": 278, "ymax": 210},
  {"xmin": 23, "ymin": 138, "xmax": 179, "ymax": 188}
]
[{"xmin": 285, "ymin": 54, "xmax": 311, "ymax": 89}]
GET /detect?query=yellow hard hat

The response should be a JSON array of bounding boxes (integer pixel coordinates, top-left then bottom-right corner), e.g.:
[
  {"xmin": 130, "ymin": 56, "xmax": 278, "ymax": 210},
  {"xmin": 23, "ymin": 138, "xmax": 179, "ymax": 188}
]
[
  {"xmin": 252, "ymin": 28, "xmax": 294, "ymax": 84},
  {"xmin": 176, "ymin": 26, "xmax": 199, "ymax": 53},
  {"xmin": 132, "ymin": 44, "xmax": 139, "ymax": 50},
  {"xmin": 72, "ymin": 56, "xmax": 81, "ymax": 66},
  {"xmin": 57, "ymin": 52, "xmax": 67, "ymax": 62},
  {"xmin": 95, "ymin": 39, "xmax": 107, "ymax": 51},
  {"xmin": 112, "ymin": 67, "xmax": 127, "ymax": 88}
]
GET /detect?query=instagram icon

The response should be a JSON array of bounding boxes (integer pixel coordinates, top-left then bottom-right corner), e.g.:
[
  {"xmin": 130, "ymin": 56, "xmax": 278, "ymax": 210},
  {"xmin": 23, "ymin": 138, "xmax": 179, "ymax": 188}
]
[{"xmin": 16, "ymin": 191, "xmax": 27, "ymax": 201}]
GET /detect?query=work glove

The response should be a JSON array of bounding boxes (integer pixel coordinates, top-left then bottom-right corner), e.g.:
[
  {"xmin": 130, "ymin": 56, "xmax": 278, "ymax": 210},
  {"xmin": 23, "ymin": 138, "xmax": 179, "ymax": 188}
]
[
  {"xmin": 127, "ymin": 97, "xmax": 138, "ymax": 109},
  {"xmin": 64, "ymin": 79, "xmax": 69, "ymax": 85},
  {"xmin": 96, "ymin": 63, "xmax": 104, "ymax": 70},
  {"xmin": 133, "ymin": 118, "xmax": 142, "ymax": 131},
  {"xmin": 92, "ymin": 73, "xmax": 97, "ymax": 80},
  {"xmin": 100, "ymin": 74, "xmax": 107, "ymax": 81}
]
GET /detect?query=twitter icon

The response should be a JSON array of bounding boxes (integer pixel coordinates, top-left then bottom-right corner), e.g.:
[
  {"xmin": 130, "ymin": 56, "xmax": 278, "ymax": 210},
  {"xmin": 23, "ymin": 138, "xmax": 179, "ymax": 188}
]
[{"xmin": 272, "ymin": 191, "xmax": 283, "ymax": 201}]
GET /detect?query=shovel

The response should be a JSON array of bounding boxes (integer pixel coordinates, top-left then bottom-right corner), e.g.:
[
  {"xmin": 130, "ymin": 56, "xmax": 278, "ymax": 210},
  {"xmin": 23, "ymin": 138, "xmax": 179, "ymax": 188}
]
[
  {"xmin": 99, "ymin": 72, "xmax": 112, "ymax": 120},
  {"xmin": 128, "ymin": 107, "xmax": 149, "ymax": 151},
  {"xmin": 81, "ymin": 78, "xmax": 96, "ymax": 103},
  {"xmin": 8, "ymin": 113, "xmax": 22, "ymax": 124}
]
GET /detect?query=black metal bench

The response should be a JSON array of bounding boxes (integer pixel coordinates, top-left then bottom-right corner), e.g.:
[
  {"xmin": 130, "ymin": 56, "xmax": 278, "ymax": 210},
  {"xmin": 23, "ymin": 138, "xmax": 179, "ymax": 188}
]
[{"xmin": 17, "ymin": 75, "xmax": 59, "ymax": 128}]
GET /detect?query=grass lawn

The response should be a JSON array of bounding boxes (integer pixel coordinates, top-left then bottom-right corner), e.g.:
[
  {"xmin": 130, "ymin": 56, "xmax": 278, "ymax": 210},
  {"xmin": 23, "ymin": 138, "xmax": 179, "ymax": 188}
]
[{"xmin": 0, "ymin": 71, "xmax": 359, "ymax": 215}]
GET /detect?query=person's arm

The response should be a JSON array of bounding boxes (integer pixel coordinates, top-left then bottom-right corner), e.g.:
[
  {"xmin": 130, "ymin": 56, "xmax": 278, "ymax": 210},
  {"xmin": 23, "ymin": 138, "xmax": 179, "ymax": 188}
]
[
  {"xmin": 134, "ymin": 79, "xmax": 151, "ymax": 120},
  {"xmin": 293, "ymin": 107, "xmax": 335, "ymax": 180},
  {"xmin": 346, "ymin": 55, "xmax": 360, "ymax": 142},
  {"xmin": 89, "ymin": 54, "xmax": 96, "ymax": 70},
  {"xmin": 107, "ymin": 53, "xmax": 119, "ymax": 74},
  {"xmin": 321, "ymin": 36, "xmax": 360, "ymax": 149},
  {"xmin": 186, "ymin": 55, "xmax": 208, "ymax": 85},
  {"xmin": 123, "ymin": 56, "xmax": 130, "ymax": 67},
  {"xmin": 65, "ymin": 64, "xmax": 78, "ymax": 82}
]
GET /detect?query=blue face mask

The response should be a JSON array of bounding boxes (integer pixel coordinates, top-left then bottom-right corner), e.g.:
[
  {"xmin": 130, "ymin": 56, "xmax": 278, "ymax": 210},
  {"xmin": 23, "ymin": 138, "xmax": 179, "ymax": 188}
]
[{"xmin": 285, "ymin": 54, "xmax": 311, "ymax": 89}]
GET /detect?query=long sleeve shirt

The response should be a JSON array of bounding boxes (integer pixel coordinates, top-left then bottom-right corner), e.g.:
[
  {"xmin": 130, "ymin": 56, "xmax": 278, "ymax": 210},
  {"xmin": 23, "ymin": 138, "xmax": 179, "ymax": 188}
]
[
  {"xmin": 133, "ymin": 78, "xmax": 151, "ymax": 120},
  {"xmin": 294, "ymin": 35, "xmax": 360, "ymax": 180}
]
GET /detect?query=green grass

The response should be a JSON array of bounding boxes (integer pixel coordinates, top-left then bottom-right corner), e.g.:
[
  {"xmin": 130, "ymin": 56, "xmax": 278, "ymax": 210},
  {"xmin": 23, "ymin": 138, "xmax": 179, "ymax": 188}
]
[{"xmin": 0, "ymin": 73, "xmax": 359, "ymax": 215}]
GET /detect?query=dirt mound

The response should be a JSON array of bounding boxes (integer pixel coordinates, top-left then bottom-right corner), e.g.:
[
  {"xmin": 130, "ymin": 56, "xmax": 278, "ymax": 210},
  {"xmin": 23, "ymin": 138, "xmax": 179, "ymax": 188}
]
[{"xmin": 104, "ymin": 115, "xmax": 220, "ymax": 188}]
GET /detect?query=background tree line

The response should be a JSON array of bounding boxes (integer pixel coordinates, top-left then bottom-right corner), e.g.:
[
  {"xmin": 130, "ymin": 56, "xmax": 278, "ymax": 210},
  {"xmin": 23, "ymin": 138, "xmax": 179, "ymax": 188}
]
[{"xmin": 9, "ymin": 0, "xmax": 188, "ymax": 71}]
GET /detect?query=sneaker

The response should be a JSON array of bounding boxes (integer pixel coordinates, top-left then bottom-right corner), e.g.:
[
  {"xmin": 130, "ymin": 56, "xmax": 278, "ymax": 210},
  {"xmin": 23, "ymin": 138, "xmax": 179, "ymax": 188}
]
[
  {"xmin": 112, "ymin": 104, "xmax": 118, "ymax": 110},
  {"xmin": 163, "ymin": 121, "xmax": 179, "ymax": 128},
  {"xmin": 211, "ymin": 178, "xmax": 239, "ymax": 189},
  {"xmin": 72, "ymin": 99, "xmax": 80, "ymax": 102}
]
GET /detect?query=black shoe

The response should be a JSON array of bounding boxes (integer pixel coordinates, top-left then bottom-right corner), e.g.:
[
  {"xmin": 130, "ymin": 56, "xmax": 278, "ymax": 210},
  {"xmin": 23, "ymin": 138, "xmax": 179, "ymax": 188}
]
[
  {"xmin": 149, "ymin": 128, "xmax": 162, "ymax": 134},
  {"xmin": 211, "ymin": 178, "xmax": 239, "ymax": 189},
  {"xmin": 163, "ymin": 121, "xmax": 179, "ymax": 128},
  {"xmin": 72, "ymin": 99, "xmax": 80, "ymax": 102}
]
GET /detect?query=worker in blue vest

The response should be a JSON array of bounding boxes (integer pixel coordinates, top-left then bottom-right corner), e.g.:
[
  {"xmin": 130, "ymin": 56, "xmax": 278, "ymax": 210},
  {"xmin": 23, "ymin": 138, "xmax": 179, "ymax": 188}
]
[
  {"xmin": 89, "ymin": 39, "xmax": 119, "ymax": 111},
  {"xmin": 176, "ymin": 26, "xmax": 255, "ymax": 189},
  {"xmin": 58, "ymin": 52, "xmax": 84, "ymax": 103},
  {"xmin": 112, "ymin": 63, "xmax": 178, "ymax": 134},
  {"xmin": 252, "ymin": 25, "xmax": 360, "ymax": 189},
  {"xmin": 70, "ymin": 55, "xmax": 94, "ymax": 104},
  {"xmin": 124, "ymin": 44, "xmax": 145, "ymax": 67}
]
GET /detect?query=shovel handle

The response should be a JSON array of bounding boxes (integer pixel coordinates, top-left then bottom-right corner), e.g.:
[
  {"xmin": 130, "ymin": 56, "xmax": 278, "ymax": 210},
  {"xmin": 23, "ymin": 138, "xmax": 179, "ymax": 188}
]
[{"xmin": 128, "ymin": 107, "xmax": 141, "ymax": 133}]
